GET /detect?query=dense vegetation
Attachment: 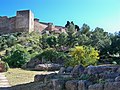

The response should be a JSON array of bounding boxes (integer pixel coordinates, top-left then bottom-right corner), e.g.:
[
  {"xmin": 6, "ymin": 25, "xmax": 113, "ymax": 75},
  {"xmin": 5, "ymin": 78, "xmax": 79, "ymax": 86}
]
[{"xmin": 0, "ymin": 21, "xmax": 120, "ymax": 68}]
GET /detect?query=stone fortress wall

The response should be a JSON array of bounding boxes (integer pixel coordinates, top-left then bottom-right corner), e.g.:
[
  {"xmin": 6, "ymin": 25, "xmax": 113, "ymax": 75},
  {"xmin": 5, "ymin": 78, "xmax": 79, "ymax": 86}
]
[{"xmin": 0, "ymin": 10, "xmax": 65, "ymax": 34}]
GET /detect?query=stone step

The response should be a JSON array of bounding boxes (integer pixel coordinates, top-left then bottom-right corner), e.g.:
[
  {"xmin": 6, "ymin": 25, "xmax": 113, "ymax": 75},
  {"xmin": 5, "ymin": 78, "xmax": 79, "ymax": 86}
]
[{"xmin": 0, "ymin": 73, "xmax": 10, "ymax": 88}]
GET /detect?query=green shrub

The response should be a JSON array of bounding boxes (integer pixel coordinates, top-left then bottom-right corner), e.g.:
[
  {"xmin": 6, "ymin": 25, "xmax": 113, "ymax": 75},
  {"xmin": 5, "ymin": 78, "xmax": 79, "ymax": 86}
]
[
  {"xmin": 3, "ymin": 44, "xmax": 30, "ymax": 68},
  {"xmin": 38, "ymin": 48, "xmax": 67, "ymax": 63}
]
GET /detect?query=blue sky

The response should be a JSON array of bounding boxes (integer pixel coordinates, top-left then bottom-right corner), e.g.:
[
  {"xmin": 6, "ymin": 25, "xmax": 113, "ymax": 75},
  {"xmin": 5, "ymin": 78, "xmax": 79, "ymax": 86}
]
[{"xmin": 0, "ymin": 0, "xmax": 120, "ymax": 33}]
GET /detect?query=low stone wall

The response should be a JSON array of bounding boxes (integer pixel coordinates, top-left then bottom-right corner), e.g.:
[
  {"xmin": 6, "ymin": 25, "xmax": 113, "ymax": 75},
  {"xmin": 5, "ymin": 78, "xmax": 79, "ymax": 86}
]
[{"xmin": 33, "ymin": 64, "xmax": 120, "ymax": 90}]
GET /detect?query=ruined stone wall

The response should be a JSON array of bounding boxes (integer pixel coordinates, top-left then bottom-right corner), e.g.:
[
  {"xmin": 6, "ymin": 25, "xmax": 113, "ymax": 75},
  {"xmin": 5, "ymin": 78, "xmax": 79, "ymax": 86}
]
[
  {"xmin": 0, "ymin": 10, "xmax": 34, "ymax": 34},
  {"xmin": 0, "ymin": 16, "xmax": 9, "ymax": 34},
  {"xmin": 29, "ymin": 10, "xmax": 34, "ymax": 33},
  {"xmin": 0, "ymin": 16, "xmax": 16, "ymax": 34},
  {"xmin": 16, "ymin": 10, "xmax": 29, "ymax": 32},
  {"xmin": 34, "ymin": 20, "xmax": 47, "ymax": 32},
  {"xmin": 0, "ymin": 10, "xmax": 65, "ymax": 34},
  {"xmin": 34, "ymin": 20, "xmax": 41, "ymax": 31},
  {"xmin": 8, "ymin": 17, "xmax": 16, "ymax": 33}
]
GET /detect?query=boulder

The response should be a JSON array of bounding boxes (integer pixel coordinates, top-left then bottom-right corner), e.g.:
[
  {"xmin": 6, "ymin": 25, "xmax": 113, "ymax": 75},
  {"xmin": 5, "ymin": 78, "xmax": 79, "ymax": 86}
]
[
  {"xmin": 111, "ymin": 67, "xmax": 118, "ymax": 72},
  {"xmin": 34, "ymin": 63, "xmax": 61, "ymax": 71},
  {"xmin": 59, "ymin": 74, "xmax": 72, "ymax": 78},
  {"xmin": 86, "ymin": 65, "xmax": 106, "ymax": 75},
  {"xmin": 78, "ymin": 80, "xmax": 92, "ymax": 90},
  {"xmin": 0, "ymin": 61, "xmax": 8, "ymax": 72},
  {"xmin": 65, "ymin": 66, "xmax": 73, "ymax": 73},
  {"xmin": 65, "ymin": 80, "xmax": 78, "ymax": 90},
  {"xmin": 88, "ymin": 84, "xmax": 104, "ymax": 90},
  {"xmin": 104, "ymin": 82, "xmax": 120, "ymax": 90},
  {"xmin": 26, "ymin": 58, "xmax": 41, "ymax": 68},
  {"xmin": 51, "ymin": 79, "xmax": 65, "ymax": 90},
  {"xmin": 58, "ymin": 67, "xmax": 66, "ymax": 74},
  {"xmin": 34, "ymin": 74, "xmax": 46, "ymax": 82},
  {"xmin": 99, "ymin": 72, "xmax": 120, "ymax": 79},
  {"xmin": 86, "ymin": 65, "xmax": 96, "ymax": 75},
  {"xmin": 44, "ymin": 73, "xmax": 57, "ymax": 83},
  {"xmin": 117, "ymin": 67, "xmax": 120, "ymax": 73},
  {"xmin": 105, "ymin": 79, "xmax": 114, "ymax": 82},
  {"xmin": 86, "ymin": 65, "xmax": 119, "ymax": 75},
  {"xmin": 71, "ymin": 65, "xmax": 84, "ymax": 77},
  {"xmin": 115, "ymin": 76, "xmax": 120, "ymax": 82},
  {"xmin": 0, "ymin": 63, "xmax": 5, "ymax": 72}
]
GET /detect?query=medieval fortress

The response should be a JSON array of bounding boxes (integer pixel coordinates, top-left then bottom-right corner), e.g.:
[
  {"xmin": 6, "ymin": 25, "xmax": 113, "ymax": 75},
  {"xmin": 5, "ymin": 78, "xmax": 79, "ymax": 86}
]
[{"xmin": 0, "ymin": 10, "xmax": 65, "ymax": 34}]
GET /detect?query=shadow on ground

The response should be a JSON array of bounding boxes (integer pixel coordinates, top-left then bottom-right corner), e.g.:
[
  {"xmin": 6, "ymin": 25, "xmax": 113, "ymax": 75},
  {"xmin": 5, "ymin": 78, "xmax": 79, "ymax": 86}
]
[{"xmin": 0, "ymin": 81, "xmax": 45, "ymax": 90}]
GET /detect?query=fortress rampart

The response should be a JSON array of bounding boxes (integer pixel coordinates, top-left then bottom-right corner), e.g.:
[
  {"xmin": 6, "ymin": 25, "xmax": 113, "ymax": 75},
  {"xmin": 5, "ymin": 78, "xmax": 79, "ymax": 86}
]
[{"xmin": 0, "ymin": 10, "xmax": 65, "ymax": 34}]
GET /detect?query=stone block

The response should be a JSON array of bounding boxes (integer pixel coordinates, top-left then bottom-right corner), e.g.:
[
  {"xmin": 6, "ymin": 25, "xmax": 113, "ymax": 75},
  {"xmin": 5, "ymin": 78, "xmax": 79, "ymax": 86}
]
[
  {"xmin": 104, "ymin": 82, "xmax": 120, "ymax": 90},
  {"xmin": 65, "ymin": 80, "xmax": 78, "ymax": 90},
  {"xmin": 88, "ymin": 84, "xmax": 104, "ymax": 90}
]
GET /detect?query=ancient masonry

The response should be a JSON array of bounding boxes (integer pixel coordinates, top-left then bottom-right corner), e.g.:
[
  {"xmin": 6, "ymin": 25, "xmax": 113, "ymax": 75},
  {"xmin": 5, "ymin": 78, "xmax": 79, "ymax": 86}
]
[{"xmin": 0, "ymin": 10, "xmax": 65, "ymax": 34}]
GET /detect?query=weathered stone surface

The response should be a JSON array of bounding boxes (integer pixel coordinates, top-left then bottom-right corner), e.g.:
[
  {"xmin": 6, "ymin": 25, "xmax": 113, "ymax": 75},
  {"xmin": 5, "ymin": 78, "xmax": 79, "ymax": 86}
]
[
  {"xmin": 104, "ymin": 82, "xmax": 120, "ymax": 90},
  {"xmin": 0, "ymin": 10, "xmax": 34, "ymax": 34},
  {"xmin": 71, "ymin": 65, "xmax": 84, "ymax": 77},
  {"xmin": 99, "ymin": 72, "xmax": 120, "ymax": 79},
  {"xmin": 66, "ymin": 66, "xmax": 73, "ymax": 73},
  {"xmin": 29, "ymin": 65, "xmax": 120, "ymax": 90},
  {"xmin": 86, "ymin": 65, "xmax": 120, "ymax": 76},
  {"xmin": 105, "ymin": 79, "xmax": 114, "ymax": 82},
  {"xmin": 34, "ymin": 74, "xmax": 46, "ymax": 82},
  {"xmin": 86, "ymin": 65, "xmax": 96, "ymax": 75},
  {"xmin": 115, "ymin": 76, "xmax": 120, "ymax": 82},
  {"xmin": 51, "ymin": 79, "xmax": 65, "ymax": 90},
  {"xmin": 59, "ymin": 74, "xmax": 72, "ymax": 78},
  {"xmin": 26, "ymin": 58, "xmax": 41, "ymax": 68},
  {"xmin": 86, "ymin": 65, "xmax": 106, "ymax": 75},
  {"xmin": 58, "ymin": 67, "xmax": 66, "ymax": 74},
  {"xmin": 117, "ymin": 67, "xmax": 120, "ymax": 73},
  {"xmin": 78, "ymin": 80, "xmax": 92, "ymax": 90},
  {"xmin": 44, "ymin": 73, "xmax": 57, "ymax": 83},
  {"xmin": 88, "ymin": 84, "xmax": 104, "ymax": 90},
  {"xmin": 111, "ymin": 67, "xmax": 118, "ymax": 72},
  {"xmin": 65, "ymin": 80, "xmax": 78, "ymax": 90},
  {"xmin": 34, "ymin": 63, "xmax": 61, "ymax": 71}
]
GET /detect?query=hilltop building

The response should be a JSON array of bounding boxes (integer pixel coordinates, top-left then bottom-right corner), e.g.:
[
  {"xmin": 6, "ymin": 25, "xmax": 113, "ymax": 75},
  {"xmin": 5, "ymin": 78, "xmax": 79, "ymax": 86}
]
[{"xmin": 0, "ymin": 10, "xmax": 66, "ymax": 34}]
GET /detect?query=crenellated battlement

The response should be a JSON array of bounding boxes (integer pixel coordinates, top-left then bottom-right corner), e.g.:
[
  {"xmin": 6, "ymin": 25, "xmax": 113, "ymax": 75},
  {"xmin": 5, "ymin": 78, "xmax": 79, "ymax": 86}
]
[{"xmin": 0, "ymin": 10, "xmax": 66, "ymax": 34}]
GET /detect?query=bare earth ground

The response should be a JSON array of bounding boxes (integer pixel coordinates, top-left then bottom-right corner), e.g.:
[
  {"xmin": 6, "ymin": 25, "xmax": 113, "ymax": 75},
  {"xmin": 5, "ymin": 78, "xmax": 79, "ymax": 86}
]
[{"xmin": 5, "ymin": 68, "xmax": 57, "ymax": 86}]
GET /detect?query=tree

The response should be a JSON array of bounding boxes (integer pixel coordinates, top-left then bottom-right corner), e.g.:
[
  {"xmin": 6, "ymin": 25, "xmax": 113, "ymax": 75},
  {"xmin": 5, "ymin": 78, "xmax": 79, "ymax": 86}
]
[
  {"xmin": 90, "ymin": 27, "xmax": 111, "ymax": 51},
  {"xmin": 65, "ymin": 21, "xmax": 80, "ymax": 31},
  {"xmin": 67, "ymin": 46, "xmax": 99, "ymax": 67},
  {"xmin": 65, "ymin": 21, "xmax": 70, "ymax": 28},
  {"xmin": 109, "ymin": 32, "xmax": 120, "ymax": 55},
  {"xmin": 46, "ymin": 35, "xmax": 57, "ymax": 48},
  {"xmin": 66, "ymin": 22, "xmax": 78, "ymax": 48},
  {"xmin": 57, "ymin": 32, "xmax": 67, "ymax": 51},
  {"xmin": 41, "ymin": 34, "xmax": 49, "ymax": 49},
  {"xmin": 76, "ymin": 24, "xmax": 91, "ymax": 46},
  {"xmin": 80, "ymin": 24, "xmax": 90, "ymax": 35}
]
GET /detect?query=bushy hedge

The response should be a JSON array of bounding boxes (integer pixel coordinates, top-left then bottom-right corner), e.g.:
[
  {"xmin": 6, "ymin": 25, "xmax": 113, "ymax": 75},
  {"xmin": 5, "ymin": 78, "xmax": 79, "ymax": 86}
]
[{"xmin": 3, "ymin": 44, "xmax": 30, "ymax": 68}]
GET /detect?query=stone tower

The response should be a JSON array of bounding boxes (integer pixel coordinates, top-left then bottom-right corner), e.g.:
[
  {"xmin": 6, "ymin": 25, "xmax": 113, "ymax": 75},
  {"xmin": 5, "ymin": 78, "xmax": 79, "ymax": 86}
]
[{"xmin": 16, "ymin": 10, "xmax": 34, "ymax": 33}]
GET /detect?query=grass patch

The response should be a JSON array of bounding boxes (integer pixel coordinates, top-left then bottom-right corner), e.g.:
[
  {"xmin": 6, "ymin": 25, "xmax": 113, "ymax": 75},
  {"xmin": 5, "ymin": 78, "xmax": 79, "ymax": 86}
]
[{"xmin": 5, "ymin": 68, "xmax": 56, "ymax": 86}]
